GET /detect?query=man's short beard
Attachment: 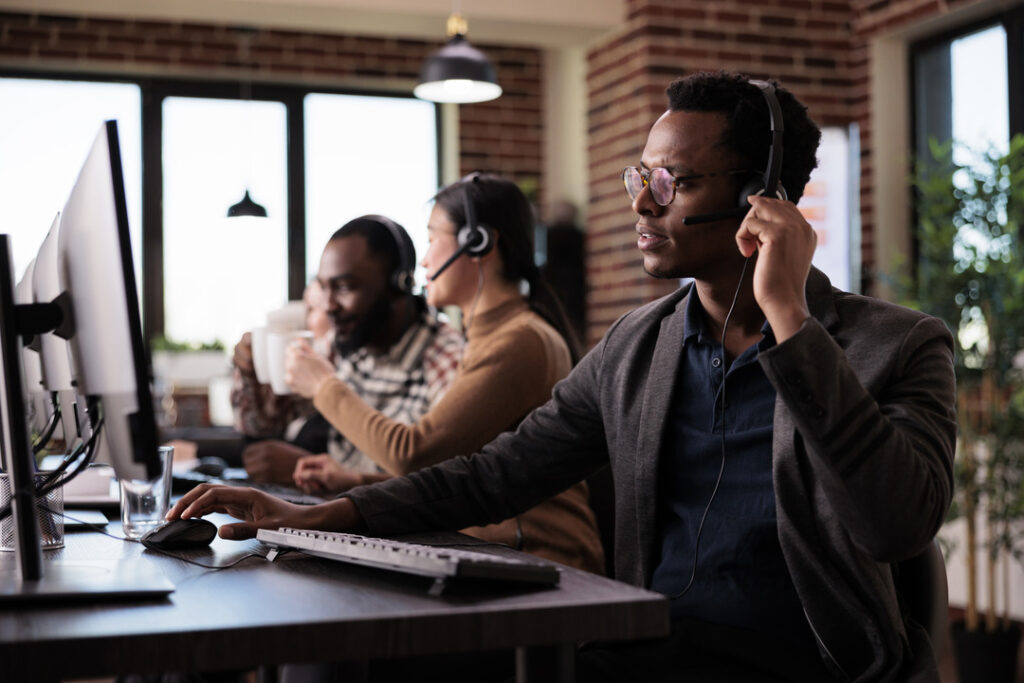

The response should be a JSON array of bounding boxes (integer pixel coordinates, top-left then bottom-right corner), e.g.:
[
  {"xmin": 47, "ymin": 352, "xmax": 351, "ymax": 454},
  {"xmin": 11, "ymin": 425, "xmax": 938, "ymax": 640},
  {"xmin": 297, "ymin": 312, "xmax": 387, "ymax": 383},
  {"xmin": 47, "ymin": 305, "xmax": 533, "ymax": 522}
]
[{"xmin": 333, "ymin": 295, "xmax": 394, "ymax": 357}]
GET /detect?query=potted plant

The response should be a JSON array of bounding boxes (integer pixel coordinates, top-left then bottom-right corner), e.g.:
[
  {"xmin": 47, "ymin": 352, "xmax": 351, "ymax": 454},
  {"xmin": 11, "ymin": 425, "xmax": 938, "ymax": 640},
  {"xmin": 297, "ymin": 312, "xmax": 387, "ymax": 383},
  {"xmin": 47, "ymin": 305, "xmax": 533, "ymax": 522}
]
[{"xmin": 903, "ymin": 134, "xmax": 1024, "ymax": 683}]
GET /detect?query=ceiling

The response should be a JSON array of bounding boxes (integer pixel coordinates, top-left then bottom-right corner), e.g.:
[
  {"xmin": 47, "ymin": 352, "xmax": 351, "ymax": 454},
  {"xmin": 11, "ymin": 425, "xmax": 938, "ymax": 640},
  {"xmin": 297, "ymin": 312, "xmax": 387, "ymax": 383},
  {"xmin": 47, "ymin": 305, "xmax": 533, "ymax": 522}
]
[{"xmin": 0, "ymin": 0, "xmax": 624, "ymax": 47}]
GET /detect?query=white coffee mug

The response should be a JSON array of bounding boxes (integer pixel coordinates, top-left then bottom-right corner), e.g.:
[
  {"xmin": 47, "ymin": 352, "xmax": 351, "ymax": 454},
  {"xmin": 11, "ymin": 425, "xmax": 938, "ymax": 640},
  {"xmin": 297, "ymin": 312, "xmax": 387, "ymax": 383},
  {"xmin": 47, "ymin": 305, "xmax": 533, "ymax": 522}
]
[
  {"xmin": 266, "ymin": 301, "xmax": 306, "ymax": 331},
  {"xmin": 267, "ymin": 330, "xmax": 315, "ymax": 395},
  {"xmin": 251, "ymin": 325, "xmax": 271, "ymax": 384}
]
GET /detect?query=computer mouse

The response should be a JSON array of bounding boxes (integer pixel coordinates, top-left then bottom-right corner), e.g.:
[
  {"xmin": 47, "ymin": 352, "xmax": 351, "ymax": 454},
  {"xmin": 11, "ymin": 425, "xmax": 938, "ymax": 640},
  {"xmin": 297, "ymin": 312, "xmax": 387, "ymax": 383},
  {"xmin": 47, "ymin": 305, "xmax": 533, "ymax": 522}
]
[
  {"xmin": 193, "ymin": 456, "xmax": 228, "ymax": 477},
  {"xmin": 141, "ymin": 518, "xmax": 218, "ymax": 551}
]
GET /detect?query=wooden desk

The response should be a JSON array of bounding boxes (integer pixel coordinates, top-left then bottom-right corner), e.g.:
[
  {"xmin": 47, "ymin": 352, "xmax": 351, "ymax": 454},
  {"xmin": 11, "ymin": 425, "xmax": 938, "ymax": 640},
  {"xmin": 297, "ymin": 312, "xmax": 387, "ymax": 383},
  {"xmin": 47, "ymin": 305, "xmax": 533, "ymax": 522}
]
[{"xmin": 0, "ymin": 519, "xmax": 669, "ymax": 682}]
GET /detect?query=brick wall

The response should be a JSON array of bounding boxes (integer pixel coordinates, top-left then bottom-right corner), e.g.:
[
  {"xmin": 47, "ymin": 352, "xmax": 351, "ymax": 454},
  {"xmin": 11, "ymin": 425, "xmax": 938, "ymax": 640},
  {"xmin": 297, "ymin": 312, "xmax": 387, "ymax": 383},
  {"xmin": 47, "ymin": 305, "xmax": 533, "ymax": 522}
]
[
  {"xmin": 583, "ymin": 0, "xmax": 984, "ymax": 346},
  {"xmin": 0, "ymin": 11, "xmax": 543, "ymax": 197}
]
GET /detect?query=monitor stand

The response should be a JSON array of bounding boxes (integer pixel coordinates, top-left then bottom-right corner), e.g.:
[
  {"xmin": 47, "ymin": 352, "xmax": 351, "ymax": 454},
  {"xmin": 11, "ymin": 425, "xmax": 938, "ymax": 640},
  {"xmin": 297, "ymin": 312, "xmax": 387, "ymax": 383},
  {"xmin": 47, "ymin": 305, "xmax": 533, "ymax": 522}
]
[{"xmin": 0, "ymin": 558, "xmax": 174, "ymax": 603}]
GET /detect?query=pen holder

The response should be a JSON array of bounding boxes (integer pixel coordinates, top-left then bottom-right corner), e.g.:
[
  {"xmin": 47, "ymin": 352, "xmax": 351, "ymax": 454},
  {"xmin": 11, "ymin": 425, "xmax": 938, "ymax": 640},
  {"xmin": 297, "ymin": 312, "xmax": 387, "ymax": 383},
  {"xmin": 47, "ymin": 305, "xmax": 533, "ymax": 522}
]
[{"xmin": 0, "ymin": 472, "xmax": 65, "ymax": 551}]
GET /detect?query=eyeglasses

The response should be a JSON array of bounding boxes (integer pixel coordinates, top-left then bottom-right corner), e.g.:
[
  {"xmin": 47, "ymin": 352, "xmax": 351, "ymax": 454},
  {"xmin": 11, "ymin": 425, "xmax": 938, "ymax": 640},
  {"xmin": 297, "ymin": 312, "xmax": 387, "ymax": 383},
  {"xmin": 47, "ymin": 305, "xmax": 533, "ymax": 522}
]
[{"xmin": 621, "ymin": 166, "xmax": 757, "ymax": 206}]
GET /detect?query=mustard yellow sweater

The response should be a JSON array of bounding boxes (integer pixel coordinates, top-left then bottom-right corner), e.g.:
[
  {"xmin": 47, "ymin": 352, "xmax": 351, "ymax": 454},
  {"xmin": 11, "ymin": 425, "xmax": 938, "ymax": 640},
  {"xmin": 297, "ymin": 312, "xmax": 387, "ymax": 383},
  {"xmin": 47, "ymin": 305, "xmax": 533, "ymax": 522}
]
[{"xmin": 313, "ymin": 298, "xmax": 604, "ymax": 574}]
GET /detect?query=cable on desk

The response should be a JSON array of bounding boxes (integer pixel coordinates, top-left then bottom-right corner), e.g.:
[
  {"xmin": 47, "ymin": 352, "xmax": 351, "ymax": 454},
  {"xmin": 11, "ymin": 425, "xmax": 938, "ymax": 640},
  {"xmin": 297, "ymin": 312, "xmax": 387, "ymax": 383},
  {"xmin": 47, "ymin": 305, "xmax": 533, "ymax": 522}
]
[
  {"xmin": 0, "ymin": 416, "xmax": 105, "ymax": 524},
  {"xmin": 45, "ymin": 507, "xmax": 277, "ymax": 570}
]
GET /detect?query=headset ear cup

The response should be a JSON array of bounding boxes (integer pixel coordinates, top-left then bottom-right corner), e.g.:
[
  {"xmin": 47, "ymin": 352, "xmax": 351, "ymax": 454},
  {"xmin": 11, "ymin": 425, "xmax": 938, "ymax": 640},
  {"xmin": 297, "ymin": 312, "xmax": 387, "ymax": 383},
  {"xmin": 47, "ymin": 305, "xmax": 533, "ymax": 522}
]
[
  {"xmin": 392, "ymin": 269, "xmax": 414, "ymax": 293},
  {"xmin": 737, "ymin": 178, "xmax": 790, "ymax": 208},
  {"xmin": 458, "ymin": 224, "xmax": 493, "ymax": 257},
  {"xmin": 738, "ymin": 178, "xmax": 764, "ymax": 211}
]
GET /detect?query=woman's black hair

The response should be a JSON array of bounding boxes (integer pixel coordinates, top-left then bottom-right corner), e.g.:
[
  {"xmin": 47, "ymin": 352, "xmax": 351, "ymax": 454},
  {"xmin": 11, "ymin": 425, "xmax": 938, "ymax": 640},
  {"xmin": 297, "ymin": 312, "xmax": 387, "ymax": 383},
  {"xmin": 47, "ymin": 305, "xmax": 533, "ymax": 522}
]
[{"xmin": 433, "ymin": 174, "xmax": 583, "ymax": 363}]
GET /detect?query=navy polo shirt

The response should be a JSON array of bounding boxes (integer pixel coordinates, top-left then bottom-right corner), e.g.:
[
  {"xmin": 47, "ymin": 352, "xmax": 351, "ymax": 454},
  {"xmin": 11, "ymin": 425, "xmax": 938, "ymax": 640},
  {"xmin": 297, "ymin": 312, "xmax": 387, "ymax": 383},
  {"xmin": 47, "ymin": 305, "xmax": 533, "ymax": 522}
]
[{"xmin": 649, "ymin": 292, "xmax": 816, "ymax": 653}]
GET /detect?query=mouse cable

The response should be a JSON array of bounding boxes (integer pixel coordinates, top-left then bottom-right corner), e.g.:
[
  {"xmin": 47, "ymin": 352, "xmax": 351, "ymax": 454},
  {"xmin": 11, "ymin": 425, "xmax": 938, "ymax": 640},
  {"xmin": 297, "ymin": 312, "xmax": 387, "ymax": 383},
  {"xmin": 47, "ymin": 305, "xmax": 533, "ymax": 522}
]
[
  {"xmin": 667, "ymin": 255, "xmax": 751, "ymax": 601},
  {"xmin": 40, "ymin": 506, "xmax": 279, "ymax": 571}
]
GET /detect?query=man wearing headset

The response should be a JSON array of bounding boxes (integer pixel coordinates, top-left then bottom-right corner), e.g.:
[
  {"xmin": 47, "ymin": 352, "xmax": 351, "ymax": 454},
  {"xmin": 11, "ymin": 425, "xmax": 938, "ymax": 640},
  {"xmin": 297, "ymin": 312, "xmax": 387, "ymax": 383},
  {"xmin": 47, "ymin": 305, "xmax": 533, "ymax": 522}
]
[
  {"xmin": 173, "ymin": 72, "xmax": 955, "ymax": 682},
  {"xmin": 231, "ymin": 216, "xmax": 464, "ymax": 486}
]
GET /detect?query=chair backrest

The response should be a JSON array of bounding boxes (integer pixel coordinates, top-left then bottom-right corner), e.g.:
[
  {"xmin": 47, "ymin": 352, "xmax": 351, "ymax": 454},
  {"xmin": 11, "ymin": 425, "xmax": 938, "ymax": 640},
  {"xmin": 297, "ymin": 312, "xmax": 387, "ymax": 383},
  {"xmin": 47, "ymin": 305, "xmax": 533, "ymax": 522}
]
[{"xmin": 893, "ymin": 540, "xmax": 948, "ymax": 655}]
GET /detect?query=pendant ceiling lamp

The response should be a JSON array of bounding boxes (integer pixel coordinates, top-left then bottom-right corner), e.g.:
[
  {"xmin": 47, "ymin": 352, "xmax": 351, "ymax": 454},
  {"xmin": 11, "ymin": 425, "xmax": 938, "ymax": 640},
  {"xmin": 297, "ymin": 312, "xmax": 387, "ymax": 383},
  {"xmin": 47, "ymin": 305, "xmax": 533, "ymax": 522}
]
[
  {"xmin": 227, "ymin": 189, "xmax": 267, "ymax": 218},
  {"xmin": 227, "ymin": 27, "xmax": 268, "ymax": 218},
  {"xmin": 414, "ymin": 13, "xmax": 502, "ymax": 104}
]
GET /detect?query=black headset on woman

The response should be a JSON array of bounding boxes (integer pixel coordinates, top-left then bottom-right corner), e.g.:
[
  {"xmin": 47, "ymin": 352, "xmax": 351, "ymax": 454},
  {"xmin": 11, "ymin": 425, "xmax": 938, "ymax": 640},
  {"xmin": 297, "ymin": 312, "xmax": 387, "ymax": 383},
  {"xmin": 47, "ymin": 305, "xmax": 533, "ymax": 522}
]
[{"xmin": 427, "ymin": 174, "xmax": 494, "ymax": 281}]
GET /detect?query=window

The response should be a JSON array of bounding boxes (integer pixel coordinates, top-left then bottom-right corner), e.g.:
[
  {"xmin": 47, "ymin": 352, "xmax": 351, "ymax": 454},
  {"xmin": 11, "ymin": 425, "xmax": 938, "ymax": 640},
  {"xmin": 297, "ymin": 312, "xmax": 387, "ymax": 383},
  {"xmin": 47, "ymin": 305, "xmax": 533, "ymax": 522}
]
[
  {"xmin": 0, "ymin": 78, "xmax": 141, "ymax": 283},
  {"xmin": 162, "ymin": 96, "xmax": 288, "ymax": 348},
  {"xmin": 911, "ymin": 10, "xmax": 1023, "ymax": 274},
  {"xmin": 914, "ymin": 24, "xmax": 1010, "ymax": 163},
  {"xmin": 799, "ymin": 126, "xmax": 858, "ymax": 292},
  {"xmin": 304, "ymin": 94, "xmax": 438, "ymax": 284},
  {"xmin": 0, "ymin": 74, "xmax": 441, "ymax": 346}
]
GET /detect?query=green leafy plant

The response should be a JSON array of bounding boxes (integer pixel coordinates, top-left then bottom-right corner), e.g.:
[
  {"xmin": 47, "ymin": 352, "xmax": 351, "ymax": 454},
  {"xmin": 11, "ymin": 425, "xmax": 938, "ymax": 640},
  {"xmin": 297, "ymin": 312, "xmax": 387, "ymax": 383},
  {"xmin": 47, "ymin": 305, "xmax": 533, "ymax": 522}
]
[
  {"xmin": 903, "ymin": 134, "xmax": 1024, "ymax": 634},
  {"xmin": 149, "ymin": 335, "xmax": 225, "ymax": 352}
]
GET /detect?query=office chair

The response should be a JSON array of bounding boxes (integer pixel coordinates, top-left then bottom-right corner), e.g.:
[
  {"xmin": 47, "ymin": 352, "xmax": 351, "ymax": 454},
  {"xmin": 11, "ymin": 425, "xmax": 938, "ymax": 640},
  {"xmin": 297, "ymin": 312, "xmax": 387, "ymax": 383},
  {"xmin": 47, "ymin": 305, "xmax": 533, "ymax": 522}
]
[{"xmin": 893, "ymin": 540, "xmax": 949, "ymax": 656}]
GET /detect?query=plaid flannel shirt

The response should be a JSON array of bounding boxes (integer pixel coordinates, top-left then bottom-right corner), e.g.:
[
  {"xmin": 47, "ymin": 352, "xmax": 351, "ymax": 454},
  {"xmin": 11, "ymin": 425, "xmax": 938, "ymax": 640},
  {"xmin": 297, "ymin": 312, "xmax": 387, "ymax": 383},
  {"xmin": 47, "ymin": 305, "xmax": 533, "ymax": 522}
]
[{"xmin": 231, "ymin": 311, "xmax": 463, "ymax": 471}]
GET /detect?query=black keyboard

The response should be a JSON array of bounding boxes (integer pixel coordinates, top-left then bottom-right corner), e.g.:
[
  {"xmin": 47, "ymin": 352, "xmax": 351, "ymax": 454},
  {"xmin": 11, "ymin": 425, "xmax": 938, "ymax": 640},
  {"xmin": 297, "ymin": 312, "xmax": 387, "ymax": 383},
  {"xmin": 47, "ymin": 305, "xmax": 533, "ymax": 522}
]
[{"xmin": 257, "ymin": 527, "xmax": 560, "ymax": 595}]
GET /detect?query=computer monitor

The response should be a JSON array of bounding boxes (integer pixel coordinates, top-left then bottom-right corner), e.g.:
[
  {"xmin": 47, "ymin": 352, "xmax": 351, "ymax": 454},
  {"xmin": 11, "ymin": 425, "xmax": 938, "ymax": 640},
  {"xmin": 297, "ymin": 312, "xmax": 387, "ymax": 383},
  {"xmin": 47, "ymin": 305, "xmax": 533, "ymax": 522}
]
[
  {"xmin": 34, "ymin": 212, "xmax": 113, "ymax": 465},
  {"xmin": 14, "ymin": 259, "xmax": 51, "ymax": 443},
  {"xmin": 0, "ymin": 121, "xmax": 170, "ymax": 599},
  {"xmin": 56, "ymin": 121, "xmax": 160, "ymax": 484},
  {"xmin": 32, "ymin": 216, "xmax": 79, "ymax": 447}
]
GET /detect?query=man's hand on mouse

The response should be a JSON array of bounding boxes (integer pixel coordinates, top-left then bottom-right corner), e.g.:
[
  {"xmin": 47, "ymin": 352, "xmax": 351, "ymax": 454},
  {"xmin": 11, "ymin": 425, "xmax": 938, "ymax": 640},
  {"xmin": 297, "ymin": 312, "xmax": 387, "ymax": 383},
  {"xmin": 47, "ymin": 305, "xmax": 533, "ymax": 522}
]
[
  {"xmin": 166, "ymin": 483, "xmax": 363, "ymax": 540},
  {"xmin": 167, "ymin": 484, "xmax": 307, "ymax": 540}
]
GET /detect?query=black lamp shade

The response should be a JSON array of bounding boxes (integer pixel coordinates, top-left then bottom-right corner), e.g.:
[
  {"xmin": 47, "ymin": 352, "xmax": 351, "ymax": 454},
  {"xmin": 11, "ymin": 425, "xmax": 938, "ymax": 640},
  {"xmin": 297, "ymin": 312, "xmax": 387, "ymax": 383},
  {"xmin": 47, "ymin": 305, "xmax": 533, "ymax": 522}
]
[
  {"xmin": 227, "ymin": 189, "xmax": 267, "ymax": 218},
  {"xmin": 414, "ymin": 34, "xmax": 502, "ymax": 104}
]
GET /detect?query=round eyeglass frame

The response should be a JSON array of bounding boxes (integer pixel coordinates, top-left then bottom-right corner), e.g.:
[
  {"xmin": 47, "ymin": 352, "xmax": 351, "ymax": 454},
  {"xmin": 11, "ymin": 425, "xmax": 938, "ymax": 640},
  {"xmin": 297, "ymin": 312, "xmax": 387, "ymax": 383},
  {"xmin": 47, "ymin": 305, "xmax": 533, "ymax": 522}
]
[{"xmin": 621, "ymin": 166, "xmax": 758, "ymax": 207}]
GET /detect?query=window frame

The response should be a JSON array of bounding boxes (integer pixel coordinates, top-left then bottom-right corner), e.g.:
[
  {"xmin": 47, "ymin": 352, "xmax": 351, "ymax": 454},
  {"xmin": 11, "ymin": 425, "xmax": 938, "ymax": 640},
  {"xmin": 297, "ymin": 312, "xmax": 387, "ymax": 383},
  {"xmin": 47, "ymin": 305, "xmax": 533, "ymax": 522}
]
[
  {"xmin": 909, "ymin": 6, "xmax": 1024, "ymax": 157},
  {"xmin": 907, "ymin": 6, "xmax": 1024, "ymax": 269},
  {"xmin": 0, "ymin": 68, "xmax": 442, "ymax": 342}
]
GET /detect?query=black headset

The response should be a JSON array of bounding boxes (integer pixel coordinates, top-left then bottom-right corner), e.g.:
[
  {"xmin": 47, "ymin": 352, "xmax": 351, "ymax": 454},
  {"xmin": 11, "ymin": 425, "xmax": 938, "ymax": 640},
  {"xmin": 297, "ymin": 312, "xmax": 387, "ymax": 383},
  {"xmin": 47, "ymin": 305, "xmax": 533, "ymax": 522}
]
[
  {"xmin": 428, "ymin": 173, "xmax": 495, "ymax": 281},
  {"xmin": 682, "ymin": 79, "xmax": 787, "ymax": 226},
  {"xmin": 364, "ymin": 214, "xmax": 415, "ymax": 294}
]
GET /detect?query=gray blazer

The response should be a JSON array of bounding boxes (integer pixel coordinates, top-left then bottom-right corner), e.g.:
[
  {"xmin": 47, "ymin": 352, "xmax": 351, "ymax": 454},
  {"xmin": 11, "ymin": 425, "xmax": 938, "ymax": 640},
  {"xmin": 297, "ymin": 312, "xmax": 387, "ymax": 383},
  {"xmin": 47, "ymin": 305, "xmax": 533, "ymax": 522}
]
[{"xmin": 349, "ymin": 268, "xmax": 956, "ymax": 683}]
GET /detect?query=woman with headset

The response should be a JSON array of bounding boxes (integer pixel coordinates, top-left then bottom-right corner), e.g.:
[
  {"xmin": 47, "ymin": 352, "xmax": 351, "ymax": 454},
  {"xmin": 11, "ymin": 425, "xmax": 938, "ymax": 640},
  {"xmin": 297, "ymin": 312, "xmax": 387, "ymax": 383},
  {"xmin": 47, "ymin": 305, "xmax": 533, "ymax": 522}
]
[{"xmin": 284, "ymin": 174, "xmax": 603, "ymax": 575}]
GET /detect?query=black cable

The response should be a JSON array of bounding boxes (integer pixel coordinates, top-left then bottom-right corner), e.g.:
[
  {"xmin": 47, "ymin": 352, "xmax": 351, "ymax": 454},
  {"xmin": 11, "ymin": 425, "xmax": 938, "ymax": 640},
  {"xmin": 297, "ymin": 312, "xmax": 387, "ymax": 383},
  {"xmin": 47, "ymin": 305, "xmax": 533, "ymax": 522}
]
[
  {"xmin": 0, "ymin": 417, "xmax": 103, "ymax": 524},
  {"xmin": 31, "ymin": 393, "xmax": 61, "ymax": 455},
  {"xmin": 37, "ymin": 416, "xmax": 103, "ymax": 496},
  {"xmin": 42, "ymin": 506, "xmax": 273, "ymax": 570},
  {"xmin": 669, "ymin": 255, "xmax": 751, "ymax": 600},
  {"xmin": 35, "ymin": 437, "xmax": 88, "ymax": 492}
]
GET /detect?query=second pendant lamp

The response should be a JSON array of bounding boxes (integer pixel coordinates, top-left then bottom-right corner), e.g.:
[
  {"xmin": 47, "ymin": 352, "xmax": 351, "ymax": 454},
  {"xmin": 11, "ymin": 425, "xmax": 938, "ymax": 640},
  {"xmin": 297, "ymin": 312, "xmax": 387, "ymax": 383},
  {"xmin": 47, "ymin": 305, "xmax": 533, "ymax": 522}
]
[
  {"xmin": 227, "ymin": 27, "xmax": 268, "ymax": 219},
  {"xmin": 414, "ymin": 13, "xmax": 502, "ymax": 104}
]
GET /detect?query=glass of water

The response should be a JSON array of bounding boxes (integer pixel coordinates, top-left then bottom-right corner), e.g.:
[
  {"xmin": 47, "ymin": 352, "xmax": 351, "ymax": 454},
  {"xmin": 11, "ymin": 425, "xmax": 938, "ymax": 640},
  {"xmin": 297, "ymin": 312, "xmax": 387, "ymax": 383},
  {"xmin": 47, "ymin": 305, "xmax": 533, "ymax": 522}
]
[{"xmin": 119, "ymin": 445, "xmax": 174, "ymax": 540}]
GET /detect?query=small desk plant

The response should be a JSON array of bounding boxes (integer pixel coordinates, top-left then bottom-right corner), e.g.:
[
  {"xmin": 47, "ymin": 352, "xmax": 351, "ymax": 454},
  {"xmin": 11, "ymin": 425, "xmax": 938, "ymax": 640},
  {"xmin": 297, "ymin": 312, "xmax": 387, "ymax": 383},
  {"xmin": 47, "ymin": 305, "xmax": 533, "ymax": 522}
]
[{"xmin": 905, "ymin": 134, "xmax": 1024, "ymax": 683}]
